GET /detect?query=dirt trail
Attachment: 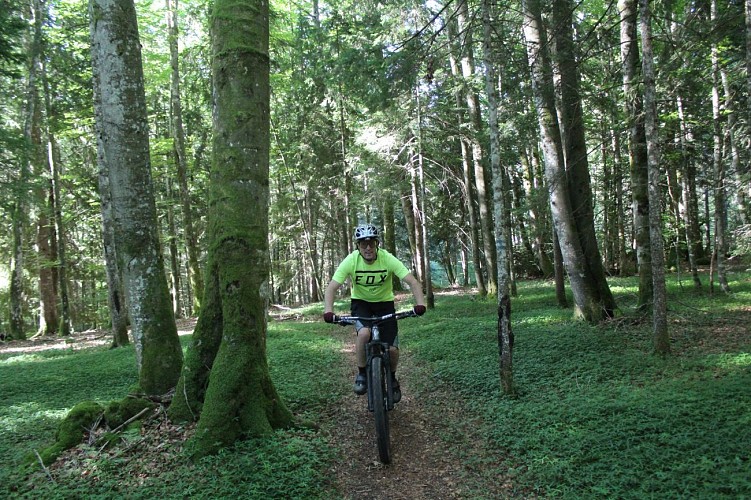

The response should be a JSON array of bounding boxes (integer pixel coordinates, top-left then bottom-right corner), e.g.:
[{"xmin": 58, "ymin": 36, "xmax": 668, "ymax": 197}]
[
  {"xmin": 324, "ymin": 328, "xmax": 484, "ymax": 499},
  {"xmin": 3, "ymin": 319, "xmax": 506, "ymax": 498}
]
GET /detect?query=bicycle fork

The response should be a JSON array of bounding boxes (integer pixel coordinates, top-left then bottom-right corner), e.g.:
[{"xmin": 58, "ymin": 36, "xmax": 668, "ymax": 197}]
[{"xmin": 366, "ymin": 341, "xmax": 394, "ymax": 412}]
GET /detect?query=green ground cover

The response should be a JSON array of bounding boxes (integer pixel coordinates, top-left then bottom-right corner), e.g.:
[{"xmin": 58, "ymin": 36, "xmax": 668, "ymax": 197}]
[
  {"xmin": 1, "ymin": 318, "xmax": 345, "ymax": 499},
  {"xmin": 406, "ymin": 273, "xmax": 751, "ymax": 498},
  {"xmin": 1, "ymin": 271, "xmax": 749, "ymax": 498}
]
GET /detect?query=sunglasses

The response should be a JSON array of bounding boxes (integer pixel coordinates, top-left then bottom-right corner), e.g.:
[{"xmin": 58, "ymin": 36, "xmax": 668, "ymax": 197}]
[{"xmin": 358, "ymin": 240, "xmax": 378, "ymax": 248}]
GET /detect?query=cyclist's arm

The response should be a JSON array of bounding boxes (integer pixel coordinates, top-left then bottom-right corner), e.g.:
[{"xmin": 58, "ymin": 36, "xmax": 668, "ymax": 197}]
[
  {"xmin": 324, "ymin": 279, "xmax": 342, "ymax": 313},
  {"xmin": 403, "ymin": 273, "xmax": 425, "ymax": 307}
]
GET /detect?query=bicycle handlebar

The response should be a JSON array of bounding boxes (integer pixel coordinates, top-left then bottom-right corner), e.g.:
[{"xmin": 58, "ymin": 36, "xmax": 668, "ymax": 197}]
[{"xmin": 335, "ymin": 310, "xmax": 417, "ymax": 326}]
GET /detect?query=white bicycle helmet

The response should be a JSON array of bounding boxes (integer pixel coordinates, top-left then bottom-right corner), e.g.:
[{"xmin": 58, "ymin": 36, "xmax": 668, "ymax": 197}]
[{"xmin": 353, "ymin": 223, "xmax": 379, "ymax": 242}]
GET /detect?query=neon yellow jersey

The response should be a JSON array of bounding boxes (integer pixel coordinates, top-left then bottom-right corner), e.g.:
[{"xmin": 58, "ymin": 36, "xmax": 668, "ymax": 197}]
[{"xmin": 332, "ymin": 249, "xmax": 410, "ymax": 302}]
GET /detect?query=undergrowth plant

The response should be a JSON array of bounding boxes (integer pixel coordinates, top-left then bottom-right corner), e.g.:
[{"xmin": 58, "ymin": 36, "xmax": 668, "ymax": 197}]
[
  {"xmin": 1, "ymin": 272, "xmax": 749, "ymax": 498},
  {"xmin": 0, "ymin": 321, "xmax": 344, "ymax": 498},
  {"xmin": 406, "ymin": 272, "xmax": 751, "ymax": 498}
]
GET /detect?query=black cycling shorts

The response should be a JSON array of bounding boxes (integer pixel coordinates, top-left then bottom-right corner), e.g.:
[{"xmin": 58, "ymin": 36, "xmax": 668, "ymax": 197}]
[{"xmin": 350, "ymin": 299, "xmax": 398, "ymax": 347}]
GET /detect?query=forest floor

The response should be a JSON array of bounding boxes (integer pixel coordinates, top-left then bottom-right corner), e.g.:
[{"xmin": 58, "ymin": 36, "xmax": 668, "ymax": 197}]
[
  {"xmin": 322, "ymin": 326, "xmax": 508, "ymax": 499},
  {"xmin": 2, "ymin": 317, "xmax": 507, "ymax": 498}
]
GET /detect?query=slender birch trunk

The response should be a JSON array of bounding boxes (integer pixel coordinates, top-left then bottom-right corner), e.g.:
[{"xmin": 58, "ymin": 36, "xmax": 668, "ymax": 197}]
[
  {"xmin": 483, "ymin": 0, "xmax": 513, "ymax": 394},
  {"xmin": 710, "ymin": 0, "xmax": 730, "ymax": 293},
  {"xmin": 639, "ymin": 0, "xmax": 670, "ymax": 355},
  {"xmin": 167, "ymin": 0, "xmax": 203, "ymax": 315}
]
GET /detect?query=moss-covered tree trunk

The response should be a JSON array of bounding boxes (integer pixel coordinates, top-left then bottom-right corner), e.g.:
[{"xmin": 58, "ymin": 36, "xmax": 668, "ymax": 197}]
[
  {"xmin": 90, "ymin": 0, "xmax": 183, "ymax": 394},
  {"xmin": 483, "ymin": 0, "xmax": 513, "ymax": 394},
  {"xmin": 170, "ymin": 0, "xmax": 293, "ymax": 458}
]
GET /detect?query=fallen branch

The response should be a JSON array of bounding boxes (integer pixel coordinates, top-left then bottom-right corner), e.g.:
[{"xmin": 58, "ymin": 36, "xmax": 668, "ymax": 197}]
[
  {"xmin": 109, "ymin": 407, "xmax": 151, "ymax": 434},
  {"xmin": 33, "ymin": 449, "xmax": 55, "ymax": 483}
]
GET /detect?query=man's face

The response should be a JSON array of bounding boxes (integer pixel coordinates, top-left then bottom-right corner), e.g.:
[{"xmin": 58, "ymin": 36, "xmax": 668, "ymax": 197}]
[{"xmin": 358, "ymin": 238, "xmax": 378, "ymax": 262}]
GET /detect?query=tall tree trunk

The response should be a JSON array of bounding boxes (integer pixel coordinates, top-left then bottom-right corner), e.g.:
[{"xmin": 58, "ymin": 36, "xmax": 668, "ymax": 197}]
[
  {"xmin": 744, "ymin": 0, "xmax": 751, "ymax": 225},
  {"xmin": 414, "ymin": 87, "xmax": 434, "ymax": 308},
  {"xmin": 552, "ymin": 228, "xmax": 568, "ymax": 307},
  {"xmin": 90, "ymin": 0, "xmax": 183, "ymax": 394},
  {"xmin": 457, "ymin": 0, "xmax": 498, "ymax": 295},
  {"xmin": 619, "ymin": 0, "xmax": 653, "ymax": 311},
  {"xmin": 166, "ymin": 182, "xmax": 183, "ymax": 319},
  {"xmin": 522, "ymin": 0, "xmax": 609, "ymax": 322},
  {"xmin": 9, "ymin": 0, "xmax": 46, "ymax": 341},
  {"xmin": 43, "ymin": 70, "xmax": 72, "ymax": 337},
  {"xmin": 552, "ymin": 0, "xmax": 617, "ymax": 318},
  {"xmin": 710, "ymin": 0, "xmax": 730, "ymax": 293},
  {"xmin": 37, "ymin": 190, "xmax": 58, "ymax": 336},
  {"xmin": 401, "ymin": 186, "xmax": 419, "ymax": 273},
  {"xmin": 382, "ymin": 195, "xmax": 403, "ymax": 292},
  {"xmin": 447, "ymin": 19, "xmax": 485, "ymax": 296},
  {"xmin": 97, "ymin": 149, "xmax": 130, "ymax": 348},
  {"xmin": 409, "ymin": 151, "xmax": 425, "ymax": 282},
  {"xmin": 9, "ymin": 206, "xmax": 26, "ymax": 339},
  {"xmin": 676, "ymin": 95, "xmax": 702, "ymax": 288},
  {"xmin": 36, "ymin": 54, "xmax": 59, "ymax": 337},
  {"xmin": 170, "ymin": 0, "xmax": 293, "ymax": 457},
  {"xmin": 639, "ymin": 0, "xmax": 670, "ymax": 355},
  {"xmin": 521, "ymin": 146, "xmax": 554, "ymax": 277},
  {"xmin": 721, "ymin": 67, "xmax": 745, "ymax": 237},
  {"xmin": 167, "ymin": 0, "xmax": 203, "ymax": 315},
  {"xmin": 483, "ymin": 0, "xmax": 513, "ymax": 394},
  {"xmin": 36, "ymin": 64, "xmax": 58, "ymax": 337}
]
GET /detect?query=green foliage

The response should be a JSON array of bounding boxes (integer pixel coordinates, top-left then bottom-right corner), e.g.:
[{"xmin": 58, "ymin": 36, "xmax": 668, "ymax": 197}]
[
  {"xmin": 1, "ymin": 319, "xmax": 342, "ymax": 498},
  {"xmin": 0, "ymin": 0, "xmax": 24, "ymax": 77},
  {"xmin": 2, "ymin": 274, "xmax": 750, "ymax": 497},
  {"xmin": 267, "ymin": 316, "xmax": 351, "ymax": 418},
  {"xmin": 34, "ymin": 401, "xmax": 104, "ymax": 466},
  {"xmin": 406, "ymin": 273, "xmax": 751, "ymax": 498}
]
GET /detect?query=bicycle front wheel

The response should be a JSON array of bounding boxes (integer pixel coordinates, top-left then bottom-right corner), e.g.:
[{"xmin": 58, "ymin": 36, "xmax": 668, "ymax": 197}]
[{"xmin": 370, "ymin": 356, "xmax": 391, "ymax": 464}]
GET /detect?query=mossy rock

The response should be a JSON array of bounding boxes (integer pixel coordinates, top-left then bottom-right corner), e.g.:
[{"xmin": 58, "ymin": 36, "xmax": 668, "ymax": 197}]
[
  {"xmin": 104, "ymin": 396, "xmax": 156, "ymax": 429},
  {"xmin": 34, "ymin": 400, "xmax": 104, "ymax": 466}
]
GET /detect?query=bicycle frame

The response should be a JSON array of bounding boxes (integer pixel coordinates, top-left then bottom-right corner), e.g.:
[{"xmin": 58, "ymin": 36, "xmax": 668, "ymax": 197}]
[
  {"xmin": 335, "ymin": 310, "xmax": 416, "ymax": 464},
  {"xmin": 366, "ymin": 324, "xmax": 394, "ymax": 411},
  {"xmin": 336, "ymin": 310, "xmax": 416, "ymax": 412}
]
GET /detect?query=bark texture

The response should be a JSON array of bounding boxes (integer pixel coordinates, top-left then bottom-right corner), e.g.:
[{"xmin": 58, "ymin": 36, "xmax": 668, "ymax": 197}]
[
  {"xmin": 639, "ymin": 0, "xmax": 670, "ymax": 355},
  {"xmin": 483, "ymin": 0, "xmax": 513, "ymax": 394},
  {"xmin": 170, "ymin": 0, "xmax": 293, "ymax": 457},
  {"xmin": 522, "ymin": 0, "xmax": 614, "ymax": 322},
  {"xmin": 90, "ymin": 0, "xmax": 183, "ymax": 393}
]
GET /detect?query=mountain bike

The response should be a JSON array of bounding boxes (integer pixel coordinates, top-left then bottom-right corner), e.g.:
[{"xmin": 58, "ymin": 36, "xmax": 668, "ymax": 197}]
[{"xmin": 335, "ymin": 310, "xmax": 417, "ymax": 464}]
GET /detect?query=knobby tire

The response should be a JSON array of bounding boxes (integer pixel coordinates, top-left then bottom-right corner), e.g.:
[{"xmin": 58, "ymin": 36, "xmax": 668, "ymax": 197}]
[{"xmin": 371, "ymin": 356, "xmax": 391, "ymax": 464}]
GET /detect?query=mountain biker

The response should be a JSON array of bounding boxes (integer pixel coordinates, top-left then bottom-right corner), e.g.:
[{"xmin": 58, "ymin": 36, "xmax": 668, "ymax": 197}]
[{"xmin": 323, "ymin": 223, "xmax": 426, "ymax": 403}]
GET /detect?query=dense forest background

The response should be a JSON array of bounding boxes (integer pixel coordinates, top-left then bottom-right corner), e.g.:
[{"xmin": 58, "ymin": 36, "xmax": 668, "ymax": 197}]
[{"xmin": 1, "ymin": 0, "xmax": 750, "ymax": 340}]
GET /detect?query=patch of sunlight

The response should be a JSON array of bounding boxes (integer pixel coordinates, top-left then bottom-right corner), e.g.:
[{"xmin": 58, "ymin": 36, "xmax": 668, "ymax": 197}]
[
  {"xmin": 1, "ymin": 342, "xmax": 75, "ymax": 356},
  {"xmin": 713, "ymin": 352, "xmax": 751, "ymax": 368},
  {"xmin": 1, "ymin": 403, "xmax": 67, "ymax": 433},
  {"xmin": 1, "ymin": 353, "xmax": 47, "ymax": 365}
]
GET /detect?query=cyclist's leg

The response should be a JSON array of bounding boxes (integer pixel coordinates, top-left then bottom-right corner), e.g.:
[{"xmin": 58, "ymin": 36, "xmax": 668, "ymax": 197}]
[
  {"xmin": 355, "ymin": 325, "xmax": 371, "ymax": 368},
  {"xmin": 385, "ymin": 337, "xmax": 401, "ymax": 403},
  {"xmin": 351, "ymin": 299, "xmax": 375, "ymax": 369},
  {"xmin": 351, "ymin": 299, "xmax": 373, "ymax": 395}
]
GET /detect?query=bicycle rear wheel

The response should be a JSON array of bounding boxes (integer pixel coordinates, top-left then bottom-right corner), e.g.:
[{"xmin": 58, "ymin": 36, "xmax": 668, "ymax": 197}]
[{"xmin": 370, "ymin": 356, "xmax": 391, "ymax": 464}]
